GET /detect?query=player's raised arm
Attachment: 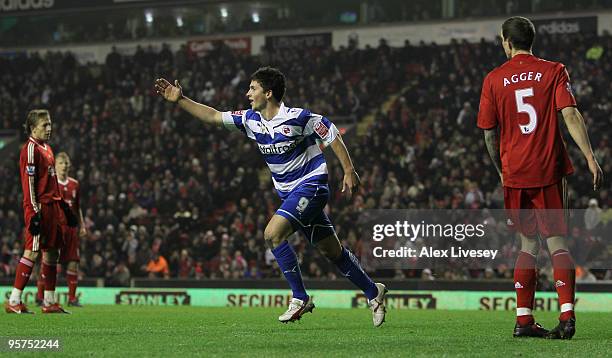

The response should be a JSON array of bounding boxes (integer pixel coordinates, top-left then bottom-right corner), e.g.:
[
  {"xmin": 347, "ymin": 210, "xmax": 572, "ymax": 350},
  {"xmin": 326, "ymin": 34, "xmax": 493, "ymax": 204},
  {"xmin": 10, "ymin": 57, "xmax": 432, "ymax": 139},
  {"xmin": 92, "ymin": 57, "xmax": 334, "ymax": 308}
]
[
  {"xmin": 561, "ymin": 106, "xmax": 603, "ymax": 190},
  {"xmin": 154, "ymin": 78, "xmax": 223, "ymax": 127}
]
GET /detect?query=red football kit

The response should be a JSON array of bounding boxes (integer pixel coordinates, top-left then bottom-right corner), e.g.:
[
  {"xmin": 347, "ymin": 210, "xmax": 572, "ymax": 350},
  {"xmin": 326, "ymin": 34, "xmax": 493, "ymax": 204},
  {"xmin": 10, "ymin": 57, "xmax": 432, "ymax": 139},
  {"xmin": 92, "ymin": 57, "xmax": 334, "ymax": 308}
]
[
  {"xmin": 19, "ymin": 137, "xmax": 66, "ymax": 251},
  {"xmin": 477, "ymin": 54, "xmax": 576, "ymax": 237},
  {"xmin": 58, "ymin": 177, "xmax": 81, "ymax": 262},
  {"xmin": 478, "ymin": 52, "xmax": 578, "ymax": 325}
]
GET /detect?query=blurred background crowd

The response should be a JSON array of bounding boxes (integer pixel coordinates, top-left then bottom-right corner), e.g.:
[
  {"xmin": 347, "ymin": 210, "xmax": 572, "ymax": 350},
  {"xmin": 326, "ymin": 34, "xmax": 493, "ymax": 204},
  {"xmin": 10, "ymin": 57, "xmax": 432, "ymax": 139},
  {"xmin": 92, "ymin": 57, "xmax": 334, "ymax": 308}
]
[{"xmin": 0, "ymin": 31, "xmax": 610, "ymax": 285}]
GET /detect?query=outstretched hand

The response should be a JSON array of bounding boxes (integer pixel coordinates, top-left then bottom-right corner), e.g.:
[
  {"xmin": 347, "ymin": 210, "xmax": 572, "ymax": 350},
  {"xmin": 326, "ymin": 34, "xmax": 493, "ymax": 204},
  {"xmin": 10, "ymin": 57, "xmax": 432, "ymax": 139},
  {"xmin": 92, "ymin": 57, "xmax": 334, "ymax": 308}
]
[
  {"xmin": 341, "ymin": 170, "xmax": 360, "ymax": 199},
  {"xmin": 154, "ymin": 78, "xmax": 183, "ymax": 103},
  {"xmin": 588, "ymin": 158, "xmax": 603, "ymax": 191}
]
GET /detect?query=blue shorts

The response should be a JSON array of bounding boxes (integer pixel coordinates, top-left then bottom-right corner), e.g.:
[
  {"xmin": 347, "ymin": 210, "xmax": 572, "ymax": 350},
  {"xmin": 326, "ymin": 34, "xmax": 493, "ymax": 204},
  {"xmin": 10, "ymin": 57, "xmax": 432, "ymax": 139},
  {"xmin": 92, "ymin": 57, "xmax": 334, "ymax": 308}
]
[{"xmin": 276, "ymin": 184, "xmax": 336, "ymax": 244}]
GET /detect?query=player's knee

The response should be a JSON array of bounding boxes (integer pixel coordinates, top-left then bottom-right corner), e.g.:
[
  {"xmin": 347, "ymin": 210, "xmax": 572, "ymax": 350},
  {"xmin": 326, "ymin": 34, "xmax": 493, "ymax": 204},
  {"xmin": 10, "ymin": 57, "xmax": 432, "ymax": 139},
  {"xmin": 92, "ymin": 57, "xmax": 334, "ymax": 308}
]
[
  {"xmin": 23, "ymin": 250, "xmax": 39, "ymax": 262},
  {"xmin": 318, "ymin": 246, "xmax": 341, "ymax": 261},
  {"xmin": 67, "ymin": 261, "xmax": 79, "ymax": 272},
  {"xmin": 546, "ymin": 236, "xmax": 568, "ymax": 254},
  {"xmin": 264, "ymin": 228, "xmax": 283, "ymax": 249},
  {"xmin": 519, "ymin": 235, "xmax": 539, "ymax": 256},
  {"xmin": 42, "ymin": 250, "xmax": 59, "ymax": 265},
  {"xmin": 315, "ymin": 236, "xmax": 342, "ymax": 261}
]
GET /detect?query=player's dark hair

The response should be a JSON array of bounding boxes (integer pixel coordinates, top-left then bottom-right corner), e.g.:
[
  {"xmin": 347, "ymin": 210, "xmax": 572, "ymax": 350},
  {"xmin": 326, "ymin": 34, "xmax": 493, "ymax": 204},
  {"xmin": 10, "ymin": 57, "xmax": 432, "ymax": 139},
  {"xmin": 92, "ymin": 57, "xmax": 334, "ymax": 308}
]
[
  {"xmin": 250, "ymin": 67, "xmax": 286, "ymax": 103},
  {"xmin": 502, "ymin": 17, "xmax": 535, "ymax": 51},
  {"xmin": 24, "ymin": 109, "xmax": 50, "ymax": 135}
]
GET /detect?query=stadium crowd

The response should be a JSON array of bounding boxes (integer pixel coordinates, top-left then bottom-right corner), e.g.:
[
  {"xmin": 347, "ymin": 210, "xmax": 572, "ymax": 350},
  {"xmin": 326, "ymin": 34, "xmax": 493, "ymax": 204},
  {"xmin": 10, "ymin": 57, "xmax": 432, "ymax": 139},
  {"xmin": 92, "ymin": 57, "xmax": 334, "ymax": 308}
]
[{"xmin": 0, "ymin": 32, "xmax": 610, "ymax": 284}]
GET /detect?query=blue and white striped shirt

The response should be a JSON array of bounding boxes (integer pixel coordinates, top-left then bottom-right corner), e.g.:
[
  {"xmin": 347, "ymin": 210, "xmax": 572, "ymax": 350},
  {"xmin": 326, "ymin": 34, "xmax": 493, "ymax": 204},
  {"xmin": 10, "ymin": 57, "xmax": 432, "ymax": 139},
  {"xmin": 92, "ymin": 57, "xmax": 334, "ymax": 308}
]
[{"xmin": 222, "ymin": 103, "xmax": 339, "ymax": 198}]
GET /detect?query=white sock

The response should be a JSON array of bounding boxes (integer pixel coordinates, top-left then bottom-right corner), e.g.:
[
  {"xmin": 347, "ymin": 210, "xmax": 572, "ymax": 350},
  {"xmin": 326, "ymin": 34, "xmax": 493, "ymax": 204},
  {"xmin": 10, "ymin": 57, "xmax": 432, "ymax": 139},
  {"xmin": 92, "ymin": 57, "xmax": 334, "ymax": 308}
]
[
  {"xmin": 9, "ymin": 288, "xmax": 22, "ymax": 305},
  {"xmin": 43, "ymin": 290, "xmax": 56, "ymax": 306}
]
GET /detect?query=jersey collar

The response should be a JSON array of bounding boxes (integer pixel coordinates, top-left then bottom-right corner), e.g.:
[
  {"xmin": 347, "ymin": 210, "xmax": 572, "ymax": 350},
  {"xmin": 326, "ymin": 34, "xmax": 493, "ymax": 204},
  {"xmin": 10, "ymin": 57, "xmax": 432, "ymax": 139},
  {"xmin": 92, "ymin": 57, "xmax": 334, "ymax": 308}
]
[
  {"xmin": 257, "ymin": 102, "xmax": 293, "ymax": 130},
  {"xmin": 29, "ymin": 136, "xmax": 47, "ymax": 150},
  {"xmin": 510, "ymin": 53, "xmax": 535, "ymax": 63},
  {"xmin": 273, "ymin": 102, "xmax": 289, "ymax": 120},
  {"xmin": 258, "ymin": 102, "xmax": 292, "ymax": 124}
]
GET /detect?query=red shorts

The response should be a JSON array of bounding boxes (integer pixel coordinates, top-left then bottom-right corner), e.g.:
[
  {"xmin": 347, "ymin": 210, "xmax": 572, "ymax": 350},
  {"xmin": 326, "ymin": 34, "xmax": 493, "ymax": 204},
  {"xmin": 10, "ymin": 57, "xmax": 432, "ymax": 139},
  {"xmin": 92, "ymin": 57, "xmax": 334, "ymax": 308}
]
[
  {"xmin": 60, "ymin": 227, "xmax": 80, "ymax": 263},
  {"xmin": 504, "ymin": 179, "xmax": 568, "ymax": 238},
  {"xmin": 24, "ymin": 201, "xmax": 67, "ymax": 252}
]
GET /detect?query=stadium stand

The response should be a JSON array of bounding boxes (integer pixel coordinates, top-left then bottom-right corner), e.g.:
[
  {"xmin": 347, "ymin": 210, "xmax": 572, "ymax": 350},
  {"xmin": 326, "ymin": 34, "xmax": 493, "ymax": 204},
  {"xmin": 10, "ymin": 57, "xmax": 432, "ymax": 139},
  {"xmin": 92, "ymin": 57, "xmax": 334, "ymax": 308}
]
[{"xmin": 0, "ymin": 32, "xmax": 610, "ymax": 284}]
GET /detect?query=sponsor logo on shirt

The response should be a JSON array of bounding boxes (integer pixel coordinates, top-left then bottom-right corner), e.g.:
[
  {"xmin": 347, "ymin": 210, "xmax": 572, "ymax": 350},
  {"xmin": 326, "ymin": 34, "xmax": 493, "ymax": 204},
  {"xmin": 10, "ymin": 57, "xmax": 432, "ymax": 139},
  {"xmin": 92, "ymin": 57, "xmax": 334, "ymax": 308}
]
[
  {"xmin": 258, "ymin": 141, "xmax": 298, "ymax": 155},
  {"xmin": 313, "ymin": 121, "xmax": 329, "ymax": 138},
  {"xmin": 231, "ymin": 110, "xmax": 246, "ymax": 116}
]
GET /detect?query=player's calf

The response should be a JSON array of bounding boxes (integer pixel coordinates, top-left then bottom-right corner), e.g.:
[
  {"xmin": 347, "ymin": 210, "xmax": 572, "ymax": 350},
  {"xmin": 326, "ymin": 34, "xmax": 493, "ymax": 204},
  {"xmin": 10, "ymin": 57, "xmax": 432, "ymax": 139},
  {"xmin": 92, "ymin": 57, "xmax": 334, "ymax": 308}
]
[
  {"xmin": 8, "ymin": 254, "xmax": 37, "ymax": 308},
  {"xmin": 66, "ymin": 261, "xmax": 81, "ymax": 306}
]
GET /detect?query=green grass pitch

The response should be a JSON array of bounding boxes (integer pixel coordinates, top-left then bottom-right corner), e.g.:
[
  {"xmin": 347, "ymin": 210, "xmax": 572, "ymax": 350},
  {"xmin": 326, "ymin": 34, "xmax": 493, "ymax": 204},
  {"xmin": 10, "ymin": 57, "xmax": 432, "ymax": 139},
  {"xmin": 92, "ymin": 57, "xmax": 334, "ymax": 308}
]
[{"xmin": 2, "ymin": 306, "xmax": 610, "ymax": 357}]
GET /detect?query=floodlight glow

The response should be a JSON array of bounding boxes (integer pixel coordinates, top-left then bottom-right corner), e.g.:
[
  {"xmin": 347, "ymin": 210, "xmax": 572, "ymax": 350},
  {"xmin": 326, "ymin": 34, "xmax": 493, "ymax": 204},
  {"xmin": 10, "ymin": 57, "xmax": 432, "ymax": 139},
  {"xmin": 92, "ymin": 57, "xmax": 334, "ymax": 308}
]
[
  {"xmin": 252, "ymin": 12, "xmax": 260, "ymax": 23},
  {"xmin": 220, "ymin": 7, "xmax": 228, "ymax": 18},
  {"xmin": 145, "ymin": 11, "xmax": 154, "ymax": 23}
]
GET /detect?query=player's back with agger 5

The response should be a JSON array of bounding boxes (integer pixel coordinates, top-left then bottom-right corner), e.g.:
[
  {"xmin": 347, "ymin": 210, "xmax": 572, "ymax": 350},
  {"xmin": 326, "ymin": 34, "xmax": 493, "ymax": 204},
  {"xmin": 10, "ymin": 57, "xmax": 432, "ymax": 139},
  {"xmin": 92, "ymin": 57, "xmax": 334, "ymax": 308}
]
[
  {"xmin": 478, "ymin": 16, "xmax": 603, "ymax": 341},
  {"xmin": 478, "ymin": 52, "xmax": 575, "ymax": 188}
]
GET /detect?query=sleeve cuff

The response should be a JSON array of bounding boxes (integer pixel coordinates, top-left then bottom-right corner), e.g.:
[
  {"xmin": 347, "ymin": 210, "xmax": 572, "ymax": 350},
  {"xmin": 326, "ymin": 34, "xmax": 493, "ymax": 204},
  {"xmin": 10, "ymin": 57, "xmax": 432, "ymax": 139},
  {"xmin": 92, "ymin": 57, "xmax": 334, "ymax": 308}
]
[
  {"xmin": 320, "ymin": 123, "xmax": 339, "ymax": 147},
  {"xmin": 221, "ymin": 112, "xmax": 238, "ymax": 131},
  {"xmin": 477, "ymin": 123, "xmax": 497, "ymax": 130}
]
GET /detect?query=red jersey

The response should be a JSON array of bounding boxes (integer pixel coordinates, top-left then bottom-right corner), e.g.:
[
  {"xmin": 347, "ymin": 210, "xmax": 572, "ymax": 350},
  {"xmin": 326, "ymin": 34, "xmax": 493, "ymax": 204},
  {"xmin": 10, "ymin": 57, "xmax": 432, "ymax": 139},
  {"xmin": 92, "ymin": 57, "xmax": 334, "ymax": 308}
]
[
  {"xmin": 19, "ymin": 137, "xmax": 62, "ymax": 219},
  {"xmin": 477, "ymin": 54, "xmax": 575, "ymax": 188},
  {"xmin": 58, "ymin": 176, "xmax": 80, "ymax": 216}
]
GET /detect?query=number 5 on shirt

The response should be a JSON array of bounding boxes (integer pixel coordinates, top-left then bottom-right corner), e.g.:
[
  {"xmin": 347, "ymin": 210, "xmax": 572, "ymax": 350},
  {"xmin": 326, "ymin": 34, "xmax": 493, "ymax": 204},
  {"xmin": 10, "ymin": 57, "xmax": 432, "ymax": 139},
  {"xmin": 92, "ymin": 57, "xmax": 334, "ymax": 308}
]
[{"xmin": 515, "ymin": 87, "xmax": 537, "ymax": 134}]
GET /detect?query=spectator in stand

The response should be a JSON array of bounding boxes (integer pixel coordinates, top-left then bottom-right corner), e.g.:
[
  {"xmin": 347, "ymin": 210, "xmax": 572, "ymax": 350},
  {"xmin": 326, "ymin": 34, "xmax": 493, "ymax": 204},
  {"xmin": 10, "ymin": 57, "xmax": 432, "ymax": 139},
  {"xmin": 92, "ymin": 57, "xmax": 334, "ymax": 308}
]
[{"xmin": 145, "ymin": 252, "xmax": 170, "ymax": 279}]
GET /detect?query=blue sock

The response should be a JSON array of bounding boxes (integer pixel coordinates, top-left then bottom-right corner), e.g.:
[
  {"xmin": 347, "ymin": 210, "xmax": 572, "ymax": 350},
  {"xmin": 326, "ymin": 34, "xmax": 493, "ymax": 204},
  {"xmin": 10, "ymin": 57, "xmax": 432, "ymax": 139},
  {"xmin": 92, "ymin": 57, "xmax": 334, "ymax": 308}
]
[
  {"xmin": 334, "ymin": 247, "xmax": 378, "ymax": 300},
  {"xmin": 272, "ymin": 241, "xmax": 308, "ymax": 301}
]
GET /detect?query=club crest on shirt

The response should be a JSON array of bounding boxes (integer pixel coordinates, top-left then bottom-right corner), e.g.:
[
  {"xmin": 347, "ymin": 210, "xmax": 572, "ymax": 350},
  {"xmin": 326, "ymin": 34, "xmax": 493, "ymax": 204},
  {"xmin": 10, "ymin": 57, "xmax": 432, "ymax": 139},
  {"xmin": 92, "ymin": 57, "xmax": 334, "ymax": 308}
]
[
  {"xmin": 313, "ymin": 120, "xmax": 329, "ymax": 138},
  {"xmin": 277, "ymin": 125, "xmax": 293, "ymax": 136},
  {"xmin": 26, "ymin": 165, "xmax": 36, "ymax": 176},
  {"xmin": 48, "ymin": 166, "xmax": 56, "ymax": 177}
]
